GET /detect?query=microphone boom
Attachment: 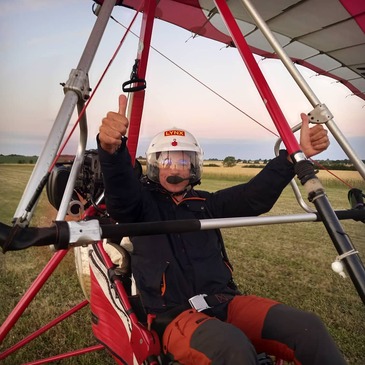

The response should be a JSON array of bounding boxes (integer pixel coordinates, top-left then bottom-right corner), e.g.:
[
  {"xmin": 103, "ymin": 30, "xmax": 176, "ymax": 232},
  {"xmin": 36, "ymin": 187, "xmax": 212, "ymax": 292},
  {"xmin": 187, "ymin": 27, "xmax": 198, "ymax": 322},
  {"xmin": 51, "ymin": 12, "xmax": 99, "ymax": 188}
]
[{"xmin": 166, "ymin": 176, "xmax": 189, "ymax": 184}]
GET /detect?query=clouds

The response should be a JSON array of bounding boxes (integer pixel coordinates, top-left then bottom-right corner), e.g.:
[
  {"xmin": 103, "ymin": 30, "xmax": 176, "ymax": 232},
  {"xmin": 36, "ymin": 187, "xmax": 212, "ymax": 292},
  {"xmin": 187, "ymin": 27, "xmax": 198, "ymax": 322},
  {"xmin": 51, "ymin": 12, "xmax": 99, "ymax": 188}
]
[{"xmin": 0, "ymin": 1, "xmax": 364, "ymax": 161}]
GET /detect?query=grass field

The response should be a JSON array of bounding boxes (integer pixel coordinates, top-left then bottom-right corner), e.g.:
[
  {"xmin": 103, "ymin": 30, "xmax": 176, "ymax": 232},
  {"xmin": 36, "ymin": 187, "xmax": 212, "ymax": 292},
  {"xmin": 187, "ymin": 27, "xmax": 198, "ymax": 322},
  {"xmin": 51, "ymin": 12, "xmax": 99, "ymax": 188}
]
[{"xmin": 0, "ymin": 164, "xmax": 364, "ymax": 364}]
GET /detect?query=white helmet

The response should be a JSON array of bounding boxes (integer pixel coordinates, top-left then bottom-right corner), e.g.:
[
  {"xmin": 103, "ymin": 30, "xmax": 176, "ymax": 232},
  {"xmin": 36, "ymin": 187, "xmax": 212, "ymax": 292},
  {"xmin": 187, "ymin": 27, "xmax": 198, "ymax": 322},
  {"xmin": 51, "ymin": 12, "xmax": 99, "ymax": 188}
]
[{"xmin": 146, "ymin": 127, "xmax": 203, "ymax": 185}]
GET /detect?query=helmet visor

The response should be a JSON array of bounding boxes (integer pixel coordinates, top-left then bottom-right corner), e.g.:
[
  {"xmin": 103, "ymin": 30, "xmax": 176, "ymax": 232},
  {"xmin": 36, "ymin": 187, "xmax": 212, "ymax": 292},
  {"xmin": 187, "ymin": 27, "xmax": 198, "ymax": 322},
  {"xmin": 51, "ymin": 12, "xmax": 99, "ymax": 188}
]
[
  {"xmin": 147, "ymin": 150, "xmax": 202, "ymax": 184},
  {"xmin": 158, "ymin": 151, "xmax": 191, "ymax": 170}
]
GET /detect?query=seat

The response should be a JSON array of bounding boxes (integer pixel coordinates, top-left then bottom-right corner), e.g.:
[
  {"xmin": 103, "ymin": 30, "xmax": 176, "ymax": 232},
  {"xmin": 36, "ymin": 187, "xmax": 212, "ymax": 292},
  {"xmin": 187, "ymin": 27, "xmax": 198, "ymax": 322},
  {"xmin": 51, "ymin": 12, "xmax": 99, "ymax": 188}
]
[
  {"xmin": 89, "ymin": 239, "xmax": 281, "ymax": 365},
  {"xmin": 89, "ymin": 239, "xmax": 161, "ymax": 364}
]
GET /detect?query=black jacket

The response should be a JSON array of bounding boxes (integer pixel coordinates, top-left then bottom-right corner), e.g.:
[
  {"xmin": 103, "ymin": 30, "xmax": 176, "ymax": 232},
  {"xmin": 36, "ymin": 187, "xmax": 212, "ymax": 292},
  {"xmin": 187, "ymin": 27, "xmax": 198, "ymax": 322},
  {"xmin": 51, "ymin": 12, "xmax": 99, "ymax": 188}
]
[{"xmin": 98, "ymin": 138, "xmax": 295, "ymax": 313}]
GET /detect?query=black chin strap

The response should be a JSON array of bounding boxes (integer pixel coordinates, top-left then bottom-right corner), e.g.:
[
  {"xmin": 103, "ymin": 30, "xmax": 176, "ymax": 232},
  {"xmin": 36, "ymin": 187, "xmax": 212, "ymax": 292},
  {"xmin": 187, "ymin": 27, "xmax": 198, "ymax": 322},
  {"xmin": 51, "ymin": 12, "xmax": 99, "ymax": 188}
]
[{"xmin": 164, "ymin": 178, "xmax": 202, "ymax": 197}]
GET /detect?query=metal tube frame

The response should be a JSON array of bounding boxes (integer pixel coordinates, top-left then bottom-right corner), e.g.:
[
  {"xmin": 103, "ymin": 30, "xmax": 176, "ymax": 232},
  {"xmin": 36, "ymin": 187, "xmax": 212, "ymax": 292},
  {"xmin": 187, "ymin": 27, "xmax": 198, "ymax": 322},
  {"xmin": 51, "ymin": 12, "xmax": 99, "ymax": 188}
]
[
  {"xmin": 242, "ymin": 0, "xmax": 365, "ymax": 212},
  {"xmin": 0, "ymin": 299, "xmax": 89, "ymax": 361},
  {"xmin": 214, "ymin": 0, "xmax": 365, "ymax": 304},
  {"xmin": 55, "ymin": 101, "xmax": 88, "ymax": 221},
  {"xmin": 2, "ymin": 0, "xmax": 365, "ymax": 363},
  {"xmin": 1, "ymin": 1, "xmax": 117, "ymax": 362},
  {"xmin": 1, "ymin": 1, "xmax": 163, "ymax": 363},
  {"xmin": 12, "ymin": 0, "xmax": 117, "ymax": 227},
  {"xmin": 274, "ymin": 124, "xmax": 315, "ymax": 213},
  {"xmin": 239, "ymin": 0, "xmax": 365, "ymax": 180}
]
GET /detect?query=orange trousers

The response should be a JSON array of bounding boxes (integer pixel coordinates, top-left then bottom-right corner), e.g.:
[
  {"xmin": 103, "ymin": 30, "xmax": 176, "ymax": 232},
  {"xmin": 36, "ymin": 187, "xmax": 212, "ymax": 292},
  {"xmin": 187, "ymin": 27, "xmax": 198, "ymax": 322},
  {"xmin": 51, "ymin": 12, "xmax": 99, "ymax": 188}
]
[{"xmin": 162, "ymin": 295, "xmax": 347, "ymax": 365}]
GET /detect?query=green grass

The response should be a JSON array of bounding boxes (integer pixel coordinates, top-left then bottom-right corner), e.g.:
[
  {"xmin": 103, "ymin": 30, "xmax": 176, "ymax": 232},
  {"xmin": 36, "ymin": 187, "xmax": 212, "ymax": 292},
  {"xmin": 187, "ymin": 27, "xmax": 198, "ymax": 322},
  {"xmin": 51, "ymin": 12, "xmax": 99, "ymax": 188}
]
[
  {"xmin": 0, "ymin": 165, "xmax": 115, "ymax": 365},
  {"xmin": 0, "ymin": 165, "xmax": 364, "ymax": 364},
  {"xmin": 200, "ymin": 175, "xmax": 365, "ymax": 364}
]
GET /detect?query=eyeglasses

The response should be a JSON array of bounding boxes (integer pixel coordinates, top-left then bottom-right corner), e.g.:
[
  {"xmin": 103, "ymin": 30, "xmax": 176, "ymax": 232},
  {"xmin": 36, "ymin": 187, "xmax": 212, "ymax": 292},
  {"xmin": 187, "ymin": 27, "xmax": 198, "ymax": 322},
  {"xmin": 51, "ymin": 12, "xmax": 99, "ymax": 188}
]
[{"xmin": 159, "ymin": 158, "xmax": 190, "ymax": 169}]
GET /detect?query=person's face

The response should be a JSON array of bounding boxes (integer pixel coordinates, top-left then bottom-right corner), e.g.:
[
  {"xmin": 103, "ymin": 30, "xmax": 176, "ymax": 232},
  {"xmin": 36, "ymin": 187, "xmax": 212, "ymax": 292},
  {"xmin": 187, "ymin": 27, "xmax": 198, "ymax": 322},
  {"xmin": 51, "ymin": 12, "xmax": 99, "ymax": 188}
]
[{"xmin": 158, "ymin": 151, "xmax": 191, "ymax": 193}]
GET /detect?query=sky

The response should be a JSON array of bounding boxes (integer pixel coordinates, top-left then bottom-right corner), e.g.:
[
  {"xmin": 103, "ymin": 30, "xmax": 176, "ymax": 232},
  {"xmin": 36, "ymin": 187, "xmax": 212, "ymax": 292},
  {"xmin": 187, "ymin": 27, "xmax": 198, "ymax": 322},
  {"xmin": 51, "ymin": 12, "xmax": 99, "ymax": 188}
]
[{"xmin": 0, "ymin": 0, "xmax": 364, "ymax": 161}]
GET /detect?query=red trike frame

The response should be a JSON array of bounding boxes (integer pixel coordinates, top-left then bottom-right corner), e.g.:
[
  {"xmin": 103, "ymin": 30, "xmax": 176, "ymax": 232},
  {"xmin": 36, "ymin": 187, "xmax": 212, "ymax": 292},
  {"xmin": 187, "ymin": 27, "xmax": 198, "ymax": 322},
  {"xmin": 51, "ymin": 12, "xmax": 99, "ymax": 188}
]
[{"xmin": 1, "ymin": 1, "xmax": 364, "ymax": 364}]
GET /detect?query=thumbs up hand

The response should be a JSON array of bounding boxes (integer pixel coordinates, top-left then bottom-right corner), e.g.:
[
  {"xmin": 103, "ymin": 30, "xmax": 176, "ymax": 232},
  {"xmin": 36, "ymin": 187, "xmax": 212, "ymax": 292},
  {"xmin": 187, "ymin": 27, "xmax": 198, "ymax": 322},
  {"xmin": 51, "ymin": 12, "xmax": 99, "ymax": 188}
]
[
  {"xmin": 99, "ymin": 94, "xmax": 129, "ymax": 154},
  {"xmin": 299, "ymin": 113, "xmax": 330, "ymax": 158}
]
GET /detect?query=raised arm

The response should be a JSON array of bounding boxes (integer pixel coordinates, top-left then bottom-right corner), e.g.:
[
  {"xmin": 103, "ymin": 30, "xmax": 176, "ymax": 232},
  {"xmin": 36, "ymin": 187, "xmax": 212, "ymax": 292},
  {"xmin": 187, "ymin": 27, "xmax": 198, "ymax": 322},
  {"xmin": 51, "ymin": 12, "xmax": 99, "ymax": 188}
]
[
  {"xmin": 206, "ymin": 113, "xmax": 330, "ymax": 218},
  {"xmin": 97, "ymin": 95, "xmax": 142, "ymax": 223}
]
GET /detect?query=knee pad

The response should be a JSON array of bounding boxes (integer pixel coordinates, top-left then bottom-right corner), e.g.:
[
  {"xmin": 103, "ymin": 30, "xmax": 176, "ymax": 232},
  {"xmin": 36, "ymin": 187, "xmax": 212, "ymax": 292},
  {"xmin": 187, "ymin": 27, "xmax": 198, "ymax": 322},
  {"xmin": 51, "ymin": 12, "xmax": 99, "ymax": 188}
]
[{"xmin": 163, "ymin": 309, "xmax": 258, "ymax": 365}]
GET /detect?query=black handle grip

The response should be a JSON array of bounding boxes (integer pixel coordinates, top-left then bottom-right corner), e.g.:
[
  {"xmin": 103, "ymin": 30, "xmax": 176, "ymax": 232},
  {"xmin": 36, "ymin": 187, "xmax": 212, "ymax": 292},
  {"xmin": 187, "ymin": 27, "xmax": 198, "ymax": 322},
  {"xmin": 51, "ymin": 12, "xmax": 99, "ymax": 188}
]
[{"xmin": 122, "ymin": 78, "xmax": 146, "ymax": 92}]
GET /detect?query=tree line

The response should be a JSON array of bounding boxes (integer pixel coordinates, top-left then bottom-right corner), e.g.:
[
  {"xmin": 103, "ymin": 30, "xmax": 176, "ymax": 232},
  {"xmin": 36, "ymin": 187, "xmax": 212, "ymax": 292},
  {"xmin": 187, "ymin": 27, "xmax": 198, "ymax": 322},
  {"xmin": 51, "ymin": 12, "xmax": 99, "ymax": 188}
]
[
  {"xmin": 1, "ymin": 154, "xmax": 363, "ymax": 171},
  {"xmin": 221, "ymin": 156, "xmax": 363, "ymax": 170},
  {"xmin": 0, "ymin": 154, "xmax": 38, "ymax": 164}
]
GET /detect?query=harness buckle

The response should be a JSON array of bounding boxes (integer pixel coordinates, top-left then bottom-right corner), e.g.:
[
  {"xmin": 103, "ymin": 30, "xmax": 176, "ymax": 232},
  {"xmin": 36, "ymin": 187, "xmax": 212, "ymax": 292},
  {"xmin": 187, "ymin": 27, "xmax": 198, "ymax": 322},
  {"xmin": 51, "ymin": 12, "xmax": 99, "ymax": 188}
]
[{"xmin": 188, "ymin": 294, "xmax": 211, "ymax": 312}]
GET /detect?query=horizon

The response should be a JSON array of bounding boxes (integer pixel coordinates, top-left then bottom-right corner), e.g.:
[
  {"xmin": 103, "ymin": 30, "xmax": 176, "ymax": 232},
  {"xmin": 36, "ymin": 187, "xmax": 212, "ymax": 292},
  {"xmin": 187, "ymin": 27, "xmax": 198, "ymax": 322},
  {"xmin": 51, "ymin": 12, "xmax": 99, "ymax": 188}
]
[{"xmin": 1, "ymin": 151, "xmax": 363, "ymax": 163}]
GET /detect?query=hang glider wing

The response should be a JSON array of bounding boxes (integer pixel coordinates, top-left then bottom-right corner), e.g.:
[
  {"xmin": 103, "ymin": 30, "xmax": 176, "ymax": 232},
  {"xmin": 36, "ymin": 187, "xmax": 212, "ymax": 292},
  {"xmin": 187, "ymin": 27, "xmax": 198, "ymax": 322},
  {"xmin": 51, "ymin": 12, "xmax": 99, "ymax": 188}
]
[{"xmin": 105, "ymin": 0, "xmax": 365, "ymax": 101}]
